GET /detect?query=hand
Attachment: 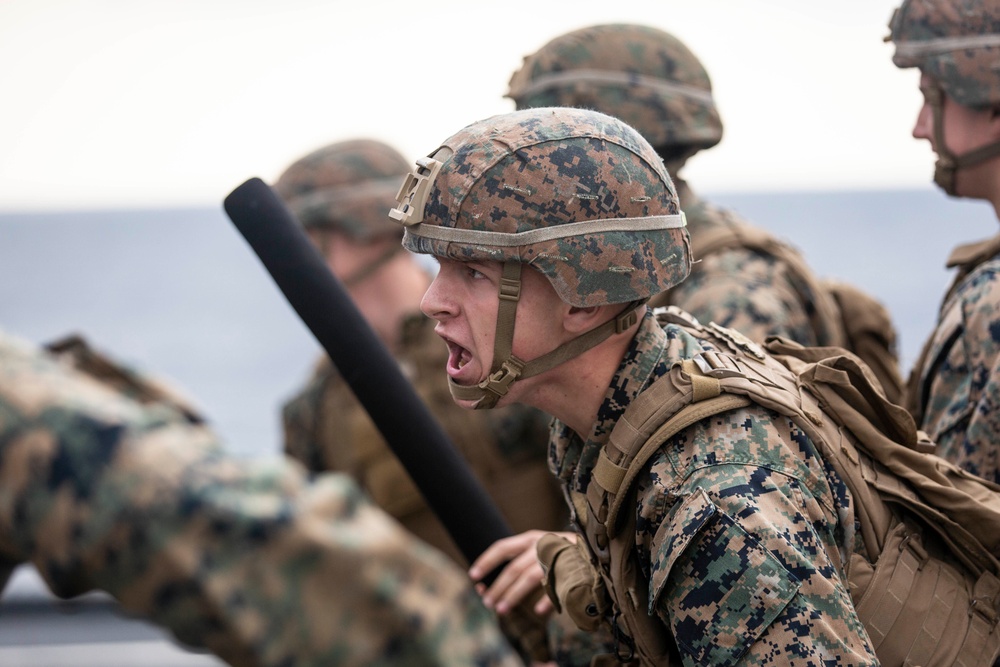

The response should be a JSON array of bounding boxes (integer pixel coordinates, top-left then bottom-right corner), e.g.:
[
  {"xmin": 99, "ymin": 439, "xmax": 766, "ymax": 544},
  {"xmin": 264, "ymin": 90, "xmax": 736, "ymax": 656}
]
[{"xmin": 469, "ymin": 530, "xmax": 577, "ymax": 617}]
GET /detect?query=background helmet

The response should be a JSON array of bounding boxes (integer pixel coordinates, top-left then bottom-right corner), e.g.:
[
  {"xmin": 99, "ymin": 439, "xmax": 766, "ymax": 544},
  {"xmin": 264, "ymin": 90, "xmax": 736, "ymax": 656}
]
[
  {"xmin": 888, "ymin": 0, "xmax": 1000, "ymax": 108},
  {"xmin": 274, "ymin": 139, "xmax": 410, "ymax": 241},
  {"xmin": 507, "ymin": 24, "xmax": 723, "ymax": 160},
  {"xmin": 391, "ymin": 107, "xmax": 692, "ymax": 408}
]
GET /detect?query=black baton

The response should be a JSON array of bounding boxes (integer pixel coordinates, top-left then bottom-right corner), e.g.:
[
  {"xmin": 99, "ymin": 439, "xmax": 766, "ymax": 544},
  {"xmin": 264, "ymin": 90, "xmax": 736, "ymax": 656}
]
[{"xmin": 223, "ymin": 177, "xmax": 513, "ymax": 567}]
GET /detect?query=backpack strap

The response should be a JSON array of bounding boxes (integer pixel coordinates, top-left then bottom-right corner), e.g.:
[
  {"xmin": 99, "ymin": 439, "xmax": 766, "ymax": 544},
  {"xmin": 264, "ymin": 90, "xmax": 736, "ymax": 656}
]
[{"xmin": 588, "ymin": 366, "xmax": 751, "ymax": 537}]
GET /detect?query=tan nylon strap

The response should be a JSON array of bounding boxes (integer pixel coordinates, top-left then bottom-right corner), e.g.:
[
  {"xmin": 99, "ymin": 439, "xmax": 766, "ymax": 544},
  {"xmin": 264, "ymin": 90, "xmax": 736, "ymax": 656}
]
[
  {"xmin": 493, "ymin": 261, "xmax": 522, "ymax": 368},
  {"xmin": 905, "ymin": 564, "xmax": 957, "ymax": 663},
  {"xmin": 447, "ymin": 275, "xmax": 644, "ymax": 408},
  {"xmin": 603, "ymin": 393, "xmax": 752, "ymax": 535},
  {"xmin": 682, "ymin": 359, "xmax": 721, "ymax": 402},
  {"xmin": 959, "ymin": 602, "xmax": 993, "ymax": 667},
  {"xmin": 405, "ymin": 213, "xmax": 687, "ymax": 246},
  {"xmin": 518, "ymin": 300, "xmax": 646, "ymax": 381},
  {"xmin": 863, "ymin": 540, "xmax": 923, "ymax": 647},
  {"xmin": 592, "ymin": 453, "xmax": 627, "ymax": 497},
  {"xmin": 444, "ymin": 261, "xmax": 523, "ymax": 409}
]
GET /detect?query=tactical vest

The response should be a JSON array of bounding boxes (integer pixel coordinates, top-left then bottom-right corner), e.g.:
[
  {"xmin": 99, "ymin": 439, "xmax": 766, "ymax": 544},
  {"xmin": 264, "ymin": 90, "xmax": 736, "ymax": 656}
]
[
  {"xmin": 652, "ymin": 210, "xmax": 905, "ymax": 405},
  {"xmin": 542, "ymin": 308, "xmax": 1000, "ymax": 667}
]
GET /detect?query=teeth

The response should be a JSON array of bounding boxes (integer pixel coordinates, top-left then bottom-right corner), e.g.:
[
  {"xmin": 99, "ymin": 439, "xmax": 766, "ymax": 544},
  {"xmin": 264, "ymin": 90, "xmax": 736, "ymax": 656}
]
[{"xmin": 458, "ymin": 358, "xmax": 467, "ymax": 369}]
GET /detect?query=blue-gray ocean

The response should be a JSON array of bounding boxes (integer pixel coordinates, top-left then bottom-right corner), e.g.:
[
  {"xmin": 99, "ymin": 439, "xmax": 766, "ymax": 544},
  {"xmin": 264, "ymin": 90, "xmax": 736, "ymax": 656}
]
[{"xmin": 1, "ymin": 187, "xmax": 997, "ymax": 459}]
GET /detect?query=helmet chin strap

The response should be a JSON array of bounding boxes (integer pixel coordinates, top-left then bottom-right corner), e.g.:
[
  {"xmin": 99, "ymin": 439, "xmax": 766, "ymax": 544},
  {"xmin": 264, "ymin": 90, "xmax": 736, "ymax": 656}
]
[
  {"xmin": 927, "ymin": 83, "xmax": 1000, "ymax": 196},
  {"xmin": 448, "ymin": 261, "xmax": 647, "ymax": 409}
]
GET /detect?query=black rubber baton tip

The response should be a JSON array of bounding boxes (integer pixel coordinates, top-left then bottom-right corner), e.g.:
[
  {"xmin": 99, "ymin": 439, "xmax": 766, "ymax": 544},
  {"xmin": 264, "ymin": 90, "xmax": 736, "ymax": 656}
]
[{"xmin": 223, "ymin": 177, "xmax": 512, "ymax": 570}]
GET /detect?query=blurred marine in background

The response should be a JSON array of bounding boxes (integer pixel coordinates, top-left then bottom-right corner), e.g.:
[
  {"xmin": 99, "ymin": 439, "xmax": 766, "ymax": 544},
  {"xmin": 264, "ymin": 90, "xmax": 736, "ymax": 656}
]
[
  {"xmin": 507, "ymin": 23, "xmax": 906, "ymax": 402},
  {"xmin": 888, "ymin": 0, "xmax": 1000, "ymax": 483},
  {"xmin": 0, "ymin": 331, "xmax": 522, "ymax": 666}
]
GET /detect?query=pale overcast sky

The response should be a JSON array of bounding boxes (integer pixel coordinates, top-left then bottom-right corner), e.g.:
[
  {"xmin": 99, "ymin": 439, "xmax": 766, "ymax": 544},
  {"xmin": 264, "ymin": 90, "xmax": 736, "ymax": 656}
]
[{"xmin": 0, "ymin": 0, "xmax": 928, "ymax": 211}]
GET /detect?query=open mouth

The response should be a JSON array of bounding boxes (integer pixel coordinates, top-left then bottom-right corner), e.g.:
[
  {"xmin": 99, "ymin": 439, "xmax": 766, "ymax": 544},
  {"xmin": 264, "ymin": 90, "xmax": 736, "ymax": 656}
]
[{"xmin": 442, "ymin": 336, "xmax": 475, "ymax": 381}]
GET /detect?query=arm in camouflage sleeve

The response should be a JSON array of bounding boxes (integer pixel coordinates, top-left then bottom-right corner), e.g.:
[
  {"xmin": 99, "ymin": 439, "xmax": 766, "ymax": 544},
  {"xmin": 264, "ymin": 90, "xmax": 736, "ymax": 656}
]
[
  {"xmin": 920, "ymin": 263, "xmax": 1000, "ymax": 484},
  {"xmin": 637, "ymin": 406, "xmax": 878, "ymax": 666},
  {"xmin": 0, "ymin": 333, "xmax": 522, "ymax": 667}
]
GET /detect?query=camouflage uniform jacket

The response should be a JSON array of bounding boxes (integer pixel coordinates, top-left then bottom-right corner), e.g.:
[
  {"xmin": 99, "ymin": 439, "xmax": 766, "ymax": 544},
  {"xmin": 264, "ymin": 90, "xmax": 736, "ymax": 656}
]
[
  {"xmin": 283, "ymin": 312, "xmax": 567, "ymax": 564},
  {"xmin": 0, "ymin": 331, "xmax": 522, "ymax": 667},
  {"xmin": 650, "ymin": 180, "xmax": 843, "ymax": 347},
  {"xmin": 548, "ymin": 311, "xmax": 877, "ymax": 666},
  {"xmin": 907, "ymin": 234, "xmax": 1000, "ymax": 484}
]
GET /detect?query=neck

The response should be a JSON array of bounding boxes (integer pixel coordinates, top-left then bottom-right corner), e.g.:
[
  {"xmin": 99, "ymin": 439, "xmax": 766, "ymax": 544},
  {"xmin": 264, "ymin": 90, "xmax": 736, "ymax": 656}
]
[
  {"xmin": 348, "ymin": 255, "xmax": 431, "ymax": 352},
  {"xmin": 517, "ymin": 324, "xmax": 638, "ymax": 437}
]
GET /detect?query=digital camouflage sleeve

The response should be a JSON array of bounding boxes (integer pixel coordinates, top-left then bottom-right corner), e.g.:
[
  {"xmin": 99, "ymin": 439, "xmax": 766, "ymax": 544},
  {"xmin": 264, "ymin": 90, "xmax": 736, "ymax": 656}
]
[
  {"xmin": 0, "ymin": 331, "xmax": 522, "ymax": 667},
  {"xmin": 910, "ymin": 239, "xmax": 1000, "ymax": 484}
]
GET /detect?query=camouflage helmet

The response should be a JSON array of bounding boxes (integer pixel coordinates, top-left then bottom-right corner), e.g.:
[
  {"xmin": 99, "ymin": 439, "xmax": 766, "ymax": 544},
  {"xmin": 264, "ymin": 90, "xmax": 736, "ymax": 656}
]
[
  {"xmin": 888, "ymin": 0, "xmax": 1000, "ymax": 108},
  {"xmin": 391, "ymin": 107, "xmax": 691, "ymax": 408},
  {"xmin": 507, "ymin": 24, "xmax": 723, "ymax": 157},
  {"xmin": 274, "ymin": 139, "xmax": 410, "ymax": 241},
  {"xmin": 888, "ymin": 0, "xmax": 1000, "ymax": 194}
]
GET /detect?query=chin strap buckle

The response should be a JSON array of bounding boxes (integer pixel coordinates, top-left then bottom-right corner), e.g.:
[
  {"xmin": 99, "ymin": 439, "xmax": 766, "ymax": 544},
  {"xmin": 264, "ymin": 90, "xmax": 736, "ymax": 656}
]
[
  {"xmin": 481, "ymin": 357, "xmax": 526, "ymax": 399},
  {"xmin": 614, "ymin": 308, "xmax": 639, "ymax": 334}
]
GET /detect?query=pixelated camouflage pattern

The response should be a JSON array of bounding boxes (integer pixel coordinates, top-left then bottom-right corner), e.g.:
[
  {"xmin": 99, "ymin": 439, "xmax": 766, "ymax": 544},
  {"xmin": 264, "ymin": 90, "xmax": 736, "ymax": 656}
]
[
  {"xmin": 649, "ymin": 180, "xmax": 843, "ymax": 347},
  {"xmin": 508, "ymin": 24, "xmax": 723, "ymax": 152},
  {"xmin": 401, "ymin": 107, "xmax": 692, "ymax": 308},
  {"xmin": 548, "ymin": 312, "xmax": 877, "ymax": 665},
  {"xmin": 282, "ymin": 312, "xmax": 567, "ymax": 566},
  {"xmin": 0, "ymin": 331, "xmax": 522, "ymax": 667},
  {"xmin": 274, "ymin": 139, "xmax": 409, "ymax": 240},
  {"xmin": 889, "ymin": 0, "xmax": 1000, "ymax": 107},
  {"xmin": 908, "ymin": 235, "xmax": 1000, "ymax": 484}
]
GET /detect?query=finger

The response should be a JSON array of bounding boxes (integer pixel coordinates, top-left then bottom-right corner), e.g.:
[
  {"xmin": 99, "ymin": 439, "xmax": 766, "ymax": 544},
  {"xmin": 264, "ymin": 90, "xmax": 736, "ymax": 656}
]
[
  {"xmin": 469, "ymin": 531, "xmax": 543, "ymax": 581},
  {"xmin": 481, "ymin": 554, "xmax": 533, "ymax": 607},
  {"xmin": 495, "ymin": 554, "xmax": 545, "ymax": 613}
]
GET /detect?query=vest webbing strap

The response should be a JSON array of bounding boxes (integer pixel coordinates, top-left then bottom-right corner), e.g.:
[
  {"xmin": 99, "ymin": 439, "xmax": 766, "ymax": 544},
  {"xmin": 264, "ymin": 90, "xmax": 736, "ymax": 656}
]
[
  {"xmin": 589, "ymin": 354, "xmax": 752, "ymax": 537},
  {"xmin": 863, "ymin": 541, "xmax": 923, "ymax": 647},
  {"xmin": 600, "ymin": 393, "xmax": 753, "ymax": 536}
]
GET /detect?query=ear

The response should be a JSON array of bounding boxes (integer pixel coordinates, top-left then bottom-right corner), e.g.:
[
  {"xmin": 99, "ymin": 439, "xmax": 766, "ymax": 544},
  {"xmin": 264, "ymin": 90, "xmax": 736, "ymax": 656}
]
[{"xmin": 564, "ymin": 303, "xmax": 619, "ymax": 334}]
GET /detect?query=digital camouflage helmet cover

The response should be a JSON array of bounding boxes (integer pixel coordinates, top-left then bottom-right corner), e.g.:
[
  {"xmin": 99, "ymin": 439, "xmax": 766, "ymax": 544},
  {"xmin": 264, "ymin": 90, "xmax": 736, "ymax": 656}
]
[{"xmin": 390, "ymin": 107, "xmax": 692, "ymax": 408}]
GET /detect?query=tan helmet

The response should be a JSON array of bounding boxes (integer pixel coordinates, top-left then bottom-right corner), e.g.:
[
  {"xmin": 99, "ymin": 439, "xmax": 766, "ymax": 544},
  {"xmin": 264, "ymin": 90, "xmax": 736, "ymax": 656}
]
[
  {"xmin": 390, "ymin": 107, "xmax": 691, "ymax": 408},
  {"xmin": 274, "ymin": 139, "xmax": 410, "ymax": 241},
  {"xmin": 888, "ymin": 0, "xmax": 1000, "ymax": 193},
  {"xmin": 507, "ymin": 24, "xmax": 722, "ymax": 164}
]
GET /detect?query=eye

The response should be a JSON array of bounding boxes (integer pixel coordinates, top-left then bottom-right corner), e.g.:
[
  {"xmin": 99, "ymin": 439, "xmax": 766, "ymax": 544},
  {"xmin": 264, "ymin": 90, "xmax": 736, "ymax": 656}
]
[{"xmin": 466, "ymin": 265, "xmax": 486, "ymax": 280}]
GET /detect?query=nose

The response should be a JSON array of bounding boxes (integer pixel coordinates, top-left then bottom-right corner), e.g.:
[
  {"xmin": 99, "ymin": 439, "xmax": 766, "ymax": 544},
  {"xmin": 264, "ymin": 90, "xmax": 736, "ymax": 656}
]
[
  {"xmin": 421, "ymin": 270, "xmax": 456, "ymax": 321},
  {"xmin": 912, "ymin": 101, "xmax": 933, "ymax": 142}
]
